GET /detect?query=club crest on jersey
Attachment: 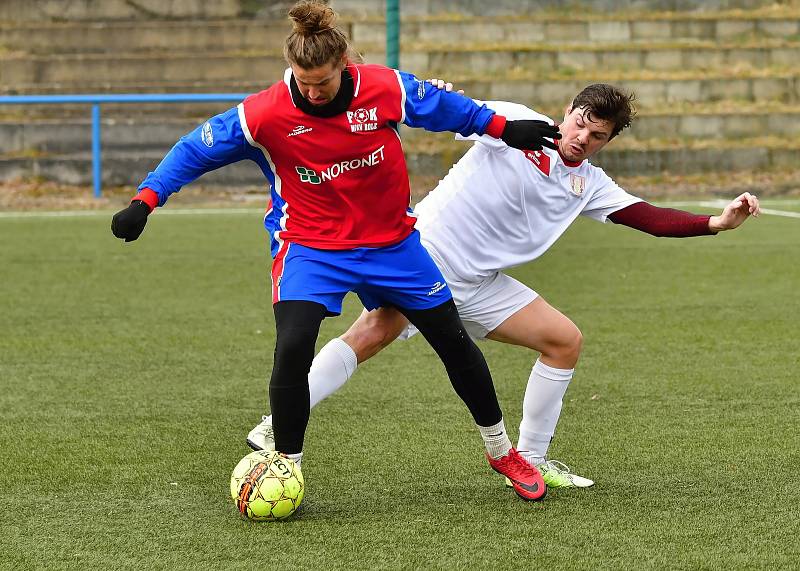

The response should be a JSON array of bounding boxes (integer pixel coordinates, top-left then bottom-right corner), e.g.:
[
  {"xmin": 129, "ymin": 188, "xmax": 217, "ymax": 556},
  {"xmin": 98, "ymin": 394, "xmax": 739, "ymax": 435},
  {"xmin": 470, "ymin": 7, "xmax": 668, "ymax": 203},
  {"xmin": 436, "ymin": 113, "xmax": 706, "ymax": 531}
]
[
  {"xmin": 346, "ymin": 107, "xmax": 378, "ymax": 132},
  {"xmin": 201, "ymin": 121, "xmax": 214, "ymax": 147},
  {"xmin": 569, "ymin": 174, "xmax": 586, "ymax": 196},
  {"xmin": 524, "ymin": 149, "xmax": 551, "ymax": 176}
]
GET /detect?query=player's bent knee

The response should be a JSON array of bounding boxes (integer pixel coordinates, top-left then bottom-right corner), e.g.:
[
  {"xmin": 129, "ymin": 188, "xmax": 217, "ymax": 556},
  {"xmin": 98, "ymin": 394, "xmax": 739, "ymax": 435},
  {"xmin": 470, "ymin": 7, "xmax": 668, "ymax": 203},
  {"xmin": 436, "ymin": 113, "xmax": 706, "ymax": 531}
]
[
  {"xmin": 558, "ymin": 324, "xmax": 583, "ymax": 366},
  {"xmin": 541, "ymin": 323, "xmax": 583, "ymax": 368},
  {"xmin": 274, "ymin": 326, "xmax": 319, "ymax": 368},
  {"xmin": 341, "ymin": 309, "xmax": 406, "ymax": 362}
]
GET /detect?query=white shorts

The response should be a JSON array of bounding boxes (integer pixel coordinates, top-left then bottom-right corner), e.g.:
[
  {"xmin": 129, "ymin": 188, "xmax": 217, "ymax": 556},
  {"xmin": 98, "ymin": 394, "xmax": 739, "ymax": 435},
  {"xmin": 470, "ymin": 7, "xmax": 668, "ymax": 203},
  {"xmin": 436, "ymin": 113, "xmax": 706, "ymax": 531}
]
[{"xmin": 399, "ymin": 252, "xmax": 539, "ymax": 340}]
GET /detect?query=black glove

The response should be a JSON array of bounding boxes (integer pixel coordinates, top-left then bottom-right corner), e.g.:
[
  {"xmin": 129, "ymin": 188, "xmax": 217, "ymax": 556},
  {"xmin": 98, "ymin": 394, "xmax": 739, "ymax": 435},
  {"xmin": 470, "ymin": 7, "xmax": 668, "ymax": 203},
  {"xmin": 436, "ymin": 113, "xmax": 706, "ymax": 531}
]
[
  {"xmin": 111, "ymin": 200, "xmax": 150, "ymax": 242},
  {"xmin": 500, "ymin": 119, "xmax": 561, "ymax": 151}
]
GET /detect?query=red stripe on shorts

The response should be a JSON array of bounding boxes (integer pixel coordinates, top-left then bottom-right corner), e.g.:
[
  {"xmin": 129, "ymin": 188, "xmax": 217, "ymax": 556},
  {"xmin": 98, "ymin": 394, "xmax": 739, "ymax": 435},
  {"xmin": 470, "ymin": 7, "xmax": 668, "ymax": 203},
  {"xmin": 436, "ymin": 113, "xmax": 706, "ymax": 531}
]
[{"xmin": 271, "ymin": 241, "xmax": 291, "ymax": 303}]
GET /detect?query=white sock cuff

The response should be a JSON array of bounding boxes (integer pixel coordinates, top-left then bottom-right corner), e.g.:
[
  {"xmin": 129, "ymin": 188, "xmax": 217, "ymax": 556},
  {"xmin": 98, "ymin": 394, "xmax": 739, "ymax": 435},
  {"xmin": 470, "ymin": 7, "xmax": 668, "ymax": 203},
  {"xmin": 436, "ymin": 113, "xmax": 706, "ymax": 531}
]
[
  {"xmin": 478, "ymin": 418, "xmax": 512, "ymax": 459},
  {"xmin": 532, "ymin": 359, "xmax": 574, "ymax": 382},
  {"xmin": 478, "ymin": 418, "xmax": 507, "ymax": 437},
  {"xmin": 329, "ymin": 337, "xmax": 358, "ymax": 377}
]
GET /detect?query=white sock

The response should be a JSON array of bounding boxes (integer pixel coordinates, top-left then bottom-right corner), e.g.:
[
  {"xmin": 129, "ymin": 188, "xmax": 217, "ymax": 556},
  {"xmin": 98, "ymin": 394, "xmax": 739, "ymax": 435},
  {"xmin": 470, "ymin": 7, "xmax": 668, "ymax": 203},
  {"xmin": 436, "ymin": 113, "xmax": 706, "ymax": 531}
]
[
  {"xmin": 478, "ymin": 418, "xmax": 513, "ymax": 459},
  {"xmin": 517, "ymin": 359, "xmax": 573, "ymax": 465},
  {"xmin": 308, "ymin": 337, "xmax": 358, "ymax": 408},
  {"xmin": 282, "ymin": 452, "xmax": 303, "ymax": 468}
]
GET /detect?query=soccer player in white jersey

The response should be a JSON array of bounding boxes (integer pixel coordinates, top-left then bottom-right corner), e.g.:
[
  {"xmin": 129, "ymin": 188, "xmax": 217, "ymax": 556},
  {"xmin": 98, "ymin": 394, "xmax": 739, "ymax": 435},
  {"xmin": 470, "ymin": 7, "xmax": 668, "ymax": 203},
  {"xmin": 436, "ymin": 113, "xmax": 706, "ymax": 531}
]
[{"xmin": 248, "ymin": 83, "xmax": 761, "ymax": 489}]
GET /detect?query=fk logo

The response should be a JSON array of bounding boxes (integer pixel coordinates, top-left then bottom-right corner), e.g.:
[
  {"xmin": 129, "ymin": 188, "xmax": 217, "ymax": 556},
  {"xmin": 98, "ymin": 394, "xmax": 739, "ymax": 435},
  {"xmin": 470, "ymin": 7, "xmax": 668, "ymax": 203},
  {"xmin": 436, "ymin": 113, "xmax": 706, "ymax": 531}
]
[{"xmin": 295, "ymin": 166, "xmax": 321, "ymax": 184}]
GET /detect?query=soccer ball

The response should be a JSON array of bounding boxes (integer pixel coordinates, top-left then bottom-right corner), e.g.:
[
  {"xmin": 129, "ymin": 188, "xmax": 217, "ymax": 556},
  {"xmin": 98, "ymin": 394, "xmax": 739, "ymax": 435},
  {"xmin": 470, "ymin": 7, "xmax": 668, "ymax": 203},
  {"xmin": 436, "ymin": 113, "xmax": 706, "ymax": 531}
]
[{"xmin": 230, "ymin": 450, "xmax": 304, "ymax": 521}]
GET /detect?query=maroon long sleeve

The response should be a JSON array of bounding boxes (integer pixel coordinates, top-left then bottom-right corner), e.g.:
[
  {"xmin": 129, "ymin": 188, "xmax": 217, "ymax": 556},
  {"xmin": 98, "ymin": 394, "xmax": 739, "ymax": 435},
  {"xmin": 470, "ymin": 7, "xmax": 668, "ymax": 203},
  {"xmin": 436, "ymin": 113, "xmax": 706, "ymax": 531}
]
[{"xmin": 608, "ymin": 201, "xmax": 715, "ymax": 237}]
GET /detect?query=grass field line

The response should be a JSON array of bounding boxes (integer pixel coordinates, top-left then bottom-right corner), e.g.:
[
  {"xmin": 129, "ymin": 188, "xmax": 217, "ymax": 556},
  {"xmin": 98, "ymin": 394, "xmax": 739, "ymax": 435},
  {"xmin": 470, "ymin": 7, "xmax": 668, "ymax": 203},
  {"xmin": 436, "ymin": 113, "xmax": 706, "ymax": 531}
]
[
  {"xmin": 0, "ymin": 207, "xmax": 264, "ymax": 219},
  {"xmin": 2, "ymin": 201, "xmax": 799, "ymax": 219},
  {"xmin": 663, "ymin": 199, "xmax": 800, "ymax": 218}
]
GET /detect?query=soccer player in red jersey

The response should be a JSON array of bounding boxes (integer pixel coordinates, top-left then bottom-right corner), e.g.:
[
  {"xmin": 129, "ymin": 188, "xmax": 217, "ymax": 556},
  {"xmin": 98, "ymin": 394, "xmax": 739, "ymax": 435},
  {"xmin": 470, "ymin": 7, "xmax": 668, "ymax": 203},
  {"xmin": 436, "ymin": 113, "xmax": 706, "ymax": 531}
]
[{"xmin": 111, "ymin": 0, "xmax": 565, "ymax": 502}]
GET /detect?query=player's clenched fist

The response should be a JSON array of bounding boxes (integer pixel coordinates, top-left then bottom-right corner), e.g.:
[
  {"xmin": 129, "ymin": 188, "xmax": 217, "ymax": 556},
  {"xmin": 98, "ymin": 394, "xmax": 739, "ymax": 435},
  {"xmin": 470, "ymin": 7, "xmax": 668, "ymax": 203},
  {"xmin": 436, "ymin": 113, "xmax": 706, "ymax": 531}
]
[
  {"xmin": 501, "ymin": 119, "xmax": 561, "ymax": 152},
  {"xmin": 111, "ymin": 200, "xmax": 150, "ymax": 242}
]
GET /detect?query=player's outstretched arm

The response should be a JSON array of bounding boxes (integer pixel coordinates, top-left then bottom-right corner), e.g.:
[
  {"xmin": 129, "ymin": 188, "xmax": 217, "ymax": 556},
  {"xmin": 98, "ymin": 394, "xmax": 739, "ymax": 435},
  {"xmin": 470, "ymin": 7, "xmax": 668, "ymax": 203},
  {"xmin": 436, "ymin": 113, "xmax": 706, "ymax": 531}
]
[
  {"xmin": 398, "ymin": 71, "xmax": 560, "ymax": 151},
  {"xmin": 424, "ymin": 78, "xmax": 561, "ymax": 152},
  {"xmin": 708, "ymin": 192, "xmax": 761, "ymax": 232},
  {"xmin": 111, "ymin": 106, "xmax": 252, "ymax": 242},
  {"xmin": 608, "ymin": 192, "xmax": 760, "ymax": 238}
]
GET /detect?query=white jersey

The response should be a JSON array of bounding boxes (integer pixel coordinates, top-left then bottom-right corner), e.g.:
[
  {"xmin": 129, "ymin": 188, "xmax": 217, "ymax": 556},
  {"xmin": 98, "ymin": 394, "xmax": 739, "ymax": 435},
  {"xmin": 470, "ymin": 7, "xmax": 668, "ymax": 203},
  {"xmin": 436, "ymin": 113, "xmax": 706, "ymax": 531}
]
[{"xmin": 414, "ymin": 100, "xmax": 642, "ymax": 282}]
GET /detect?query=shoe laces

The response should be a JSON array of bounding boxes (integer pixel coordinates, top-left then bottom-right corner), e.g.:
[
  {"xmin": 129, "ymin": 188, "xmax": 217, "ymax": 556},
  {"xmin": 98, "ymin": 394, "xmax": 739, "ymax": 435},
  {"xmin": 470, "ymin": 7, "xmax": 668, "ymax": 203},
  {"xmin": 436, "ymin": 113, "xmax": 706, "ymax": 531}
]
[
  {"xmin": 256, "ymin": 415, "xmax": 273, "ymax": 436},
  {"xmin": 505, "ymin": 450, "xmax": 537, "ymax": 477},
  {"xmin": 541, "ymin": 459, "xmax": 571, "ymax": 475}
]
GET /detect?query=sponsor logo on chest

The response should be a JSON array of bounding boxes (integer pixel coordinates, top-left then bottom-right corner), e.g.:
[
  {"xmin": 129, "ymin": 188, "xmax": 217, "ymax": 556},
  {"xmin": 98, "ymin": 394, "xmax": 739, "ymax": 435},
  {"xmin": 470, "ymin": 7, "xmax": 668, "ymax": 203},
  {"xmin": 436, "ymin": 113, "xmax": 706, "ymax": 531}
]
[
  {"xmin": 569, "ymin": 174, "xmax": 586, "ymax": 197},
  {"xmin": 524, "ymin": 149, "xmax": 551, "ymax": 176},
  {"xmin": 295, "ymin": 145, "xmax": 386, "ymax": 185},
  {"xmin": 346, "ymin": 106, "xmax": 379, "ymax": 133}
]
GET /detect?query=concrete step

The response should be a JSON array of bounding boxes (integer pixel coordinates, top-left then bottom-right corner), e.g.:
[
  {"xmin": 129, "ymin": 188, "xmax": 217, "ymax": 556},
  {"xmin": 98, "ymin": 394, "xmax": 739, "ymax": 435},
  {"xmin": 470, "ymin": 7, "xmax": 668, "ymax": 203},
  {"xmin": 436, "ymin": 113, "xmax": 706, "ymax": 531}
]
[
  {"xmin": 3, "ymin": 106, "xmax": 799, "ymax": 155},
  {"xmin": 3, "ymin": 14, "xmax": 800, "ymax": 55},
  {"xmin": 331, "ymin": 0, "xmax": 796, "ymax": 18},
  {"xmin": 0, "ymin": 0, "xmax": 245, "ymax": 21},
  {"xmin": 397, "ymin": 41, "xmax": 800, "ymax": 75},
  {"xmin": 3, "ymin": 137, "xmax": 798, "ymax": 187},
  {"xmin": 0, "ymin": 152, "xmax": 265, "ymax": 188},
  {"xmin": 0, "ymin": 20, "xmax": 292, "ymax": 55},
  {"xmin": 3, "ymin": 70, "xmax": 799, "ymax": 105},
  {"xmin": 0, "ymin": 52, "xmax": 288, "ymax": 89},
  {"xmin": 350, "ymin": 14, "xmax": 800, "ymax": 46},
  {"xmin": 5, "ymin": 40, "xmax": 800, "ymax": 85},
  {"xmin": 0, "ymin": 0, "xmax": 788, "ymax": 21}
]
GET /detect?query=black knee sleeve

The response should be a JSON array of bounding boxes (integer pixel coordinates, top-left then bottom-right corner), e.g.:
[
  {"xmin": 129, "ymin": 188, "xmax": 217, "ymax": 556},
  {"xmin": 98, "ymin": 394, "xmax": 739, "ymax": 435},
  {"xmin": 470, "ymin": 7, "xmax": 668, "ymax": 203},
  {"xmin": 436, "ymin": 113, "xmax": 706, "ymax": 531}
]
[
  {"xmin": 398, "ymin": 300, "xmax": 502, "ymax": 427},
  {"xmin": 269, "ymin": 301, "xmax": 327, "ymax": 454}
]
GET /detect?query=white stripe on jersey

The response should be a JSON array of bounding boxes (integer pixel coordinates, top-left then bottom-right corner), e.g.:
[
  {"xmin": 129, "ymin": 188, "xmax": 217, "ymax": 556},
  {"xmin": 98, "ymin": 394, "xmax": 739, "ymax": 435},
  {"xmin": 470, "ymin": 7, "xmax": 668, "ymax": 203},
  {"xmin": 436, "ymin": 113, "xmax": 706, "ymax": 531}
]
[
  {"xmin": 282, "ymin": 68, "xmax": 296, "ymax": 108},
  {"xmin": 352, "ymin": 64, "xmax": 362, "ymax": 98},
  {"xmin": 393, "ymin": 70, "xmax": 407, "ymax": 125},
  {"xmin": 238, "ymin": 102, "xmax": 288, "ymax": 248}
]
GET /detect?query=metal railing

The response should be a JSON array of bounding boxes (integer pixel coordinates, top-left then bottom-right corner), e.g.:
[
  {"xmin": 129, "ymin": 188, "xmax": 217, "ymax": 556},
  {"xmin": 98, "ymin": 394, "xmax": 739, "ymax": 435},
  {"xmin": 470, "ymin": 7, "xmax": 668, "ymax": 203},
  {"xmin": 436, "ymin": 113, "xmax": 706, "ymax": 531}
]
[
  {"xmin": 0, "ymin": 6, "xmax": 401, "ymax": 198},
  {"xmin": 0, "ymin": 93, "xmax": 250, "ymax": 198}
]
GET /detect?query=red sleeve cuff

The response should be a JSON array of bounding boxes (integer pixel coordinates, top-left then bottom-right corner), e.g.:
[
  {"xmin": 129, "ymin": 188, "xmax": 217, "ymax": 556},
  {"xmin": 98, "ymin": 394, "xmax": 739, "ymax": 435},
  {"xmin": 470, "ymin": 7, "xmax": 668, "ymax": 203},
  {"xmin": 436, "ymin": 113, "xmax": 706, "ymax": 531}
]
[
  {"xmin": 485, "ymin": 114, "xmax": 507, "ymax": 139},
  {"xmin": 133, "ymin": 188, "xmax": 159, "ymax": 212}
]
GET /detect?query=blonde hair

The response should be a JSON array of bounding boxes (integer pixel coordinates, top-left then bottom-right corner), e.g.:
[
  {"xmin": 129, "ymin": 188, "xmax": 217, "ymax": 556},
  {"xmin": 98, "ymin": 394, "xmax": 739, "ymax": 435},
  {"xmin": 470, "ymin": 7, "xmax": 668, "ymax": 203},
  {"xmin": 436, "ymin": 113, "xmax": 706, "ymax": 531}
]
[{"xmin": 284, "ymin": 1, "xmax": 350, "ymax": 69}]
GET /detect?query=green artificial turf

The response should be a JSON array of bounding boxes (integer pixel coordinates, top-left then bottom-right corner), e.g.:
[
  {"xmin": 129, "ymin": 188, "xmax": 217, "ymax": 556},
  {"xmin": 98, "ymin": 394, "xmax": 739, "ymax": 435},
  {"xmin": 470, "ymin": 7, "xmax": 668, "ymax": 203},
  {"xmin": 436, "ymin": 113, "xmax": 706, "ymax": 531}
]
[{"xmin": 1, "ymin": 206, "xmax": 797, "ymax": 570}]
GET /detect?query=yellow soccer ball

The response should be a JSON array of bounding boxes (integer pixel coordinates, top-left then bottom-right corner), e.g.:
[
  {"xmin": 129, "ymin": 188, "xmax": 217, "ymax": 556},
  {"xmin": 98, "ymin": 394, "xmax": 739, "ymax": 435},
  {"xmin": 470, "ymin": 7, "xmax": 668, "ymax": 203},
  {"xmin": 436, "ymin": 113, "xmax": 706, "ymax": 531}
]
[{"xmin": 230, "ymin": 450, "xmax": 304, "ymax": 521}]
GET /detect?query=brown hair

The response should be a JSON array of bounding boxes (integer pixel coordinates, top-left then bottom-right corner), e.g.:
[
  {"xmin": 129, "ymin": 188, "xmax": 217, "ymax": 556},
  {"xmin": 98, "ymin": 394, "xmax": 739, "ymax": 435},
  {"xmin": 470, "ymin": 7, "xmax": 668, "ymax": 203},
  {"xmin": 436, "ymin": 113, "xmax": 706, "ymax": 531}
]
[
  {"xmin": 571, "ymin": 84, "xmax": 636, "ymax": 140},
  {"xmin": 284, "ymin": 1, "xmax": 350, "ymax": 69}
]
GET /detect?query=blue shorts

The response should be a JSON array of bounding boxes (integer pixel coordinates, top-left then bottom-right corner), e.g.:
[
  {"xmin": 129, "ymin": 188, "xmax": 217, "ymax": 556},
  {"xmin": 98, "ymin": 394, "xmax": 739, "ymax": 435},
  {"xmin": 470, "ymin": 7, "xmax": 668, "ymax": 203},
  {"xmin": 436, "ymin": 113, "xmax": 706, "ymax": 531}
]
[{"xmin": 271, "ymin": 230, "xmax": 452, "ymax": 315}]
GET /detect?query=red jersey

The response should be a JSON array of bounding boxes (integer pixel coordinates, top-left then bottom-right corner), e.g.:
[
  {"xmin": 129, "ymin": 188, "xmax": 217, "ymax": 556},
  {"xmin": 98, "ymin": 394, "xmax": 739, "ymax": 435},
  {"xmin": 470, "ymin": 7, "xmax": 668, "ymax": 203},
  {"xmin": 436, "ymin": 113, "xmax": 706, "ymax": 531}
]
[{"xmin": 241, "ymin": 64, "xmax": 415, "ymax": 250}]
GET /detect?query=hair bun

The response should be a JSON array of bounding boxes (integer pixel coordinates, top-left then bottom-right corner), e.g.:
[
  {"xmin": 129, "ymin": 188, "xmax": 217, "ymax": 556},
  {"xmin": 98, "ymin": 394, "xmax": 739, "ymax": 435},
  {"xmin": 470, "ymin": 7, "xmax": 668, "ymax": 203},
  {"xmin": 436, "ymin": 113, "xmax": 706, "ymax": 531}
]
[{"xmin": 288, "ymin": 1, "xmax": 336, "ymax": 36}]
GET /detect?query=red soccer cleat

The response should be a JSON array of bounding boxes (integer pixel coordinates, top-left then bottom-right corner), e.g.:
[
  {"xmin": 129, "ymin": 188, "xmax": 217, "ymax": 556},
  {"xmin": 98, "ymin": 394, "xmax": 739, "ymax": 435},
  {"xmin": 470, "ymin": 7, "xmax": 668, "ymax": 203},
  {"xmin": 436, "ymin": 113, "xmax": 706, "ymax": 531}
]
[{"xmin": 486, "ymin": 448, "xmax": 547, "ymax": 501}]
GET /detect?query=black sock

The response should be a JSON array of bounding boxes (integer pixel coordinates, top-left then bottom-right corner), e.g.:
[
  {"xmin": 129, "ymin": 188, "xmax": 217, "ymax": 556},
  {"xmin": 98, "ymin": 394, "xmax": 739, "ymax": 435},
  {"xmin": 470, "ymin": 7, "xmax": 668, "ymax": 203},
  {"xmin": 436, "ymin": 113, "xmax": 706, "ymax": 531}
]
[{"xmin": 269, "ymin": 300, "xmax": 327, "ymax": 454}]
